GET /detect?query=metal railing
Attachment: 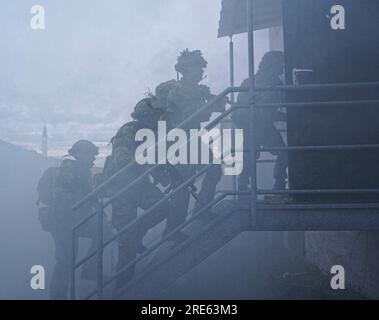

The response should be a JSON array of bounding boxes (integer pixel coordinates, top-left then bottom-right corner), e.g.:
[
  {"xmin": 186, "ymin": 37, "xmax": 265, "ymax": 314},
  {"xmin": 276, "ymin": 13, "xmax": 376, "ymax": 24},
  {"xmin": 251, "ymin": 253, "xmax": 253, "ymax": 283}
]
[
  {"xmin": 72, "ymin": 86, "xmax": 247, "ymax": 212},
  {"xmin": 70, "ymin": 86, "xmax": 249, "ymax": 299},
  {"xmin": 70, "ymin": 81, "xmax": 379, "ymax": 299},
  {"xmin": 254, "ymin": 81, "xmax": 379, "ymax": 200}
]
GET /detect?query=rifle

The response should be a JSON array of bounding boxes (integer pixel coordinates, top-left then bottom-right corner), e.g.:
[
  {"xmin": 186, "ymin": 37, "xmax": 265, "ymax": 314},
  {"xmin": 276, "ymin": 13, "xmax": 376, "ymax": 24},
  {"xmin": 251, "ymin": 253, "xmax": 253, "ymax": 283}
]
[{"xmin": 160, "ymin": 164, "xmax": 201, "ymax": 202}]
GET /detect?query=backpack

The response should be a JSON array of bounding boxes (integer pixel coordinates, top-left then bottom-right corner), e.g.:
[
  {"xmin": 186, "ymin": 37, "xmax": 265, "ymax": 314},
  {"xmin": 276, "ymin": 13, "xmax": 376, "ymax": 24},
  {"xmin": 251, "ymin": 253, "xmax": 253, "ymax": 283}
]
[{"xmin": 37, "ymin": 166, "xmax": 60, "ymax": 206}]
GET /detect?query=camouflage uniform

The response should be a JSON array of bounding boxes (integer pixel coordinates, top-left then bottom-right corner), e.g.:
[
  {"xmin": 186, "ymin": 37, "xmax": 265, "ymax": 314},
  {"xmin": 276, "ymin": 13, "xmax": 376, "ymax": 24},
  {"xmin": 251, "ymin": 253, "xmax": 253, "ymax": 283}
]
[
  {"xmin": 233, "ymin": 51, "xmax": 288, "ymax": 190},
  {"xmin": 155, "ymin": 49, "xmax": 225, "ymax": 225},
  {"xmin": 48, "ymin": 140, "xmax": 99, "ymax": 299},
  {"xmin": 105, "ymin": 98, "xmax": 170, "ymax": 285}
]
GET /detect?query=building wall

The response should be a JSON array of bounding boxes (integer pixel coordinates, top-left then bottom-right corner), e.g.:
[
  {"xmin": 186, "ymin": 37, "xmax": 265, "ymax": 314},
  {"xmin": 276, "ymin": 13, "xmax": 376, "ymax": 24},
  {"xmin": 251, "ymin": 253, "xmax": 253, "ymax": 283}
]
[
  {"xmin": 268, "ymin": 24, "xmax": 379, "ymax": 299},
  {"xmin": 306, "ymin": 231, "xmax": 379, "ymax": 299},
  {"xmin": 269, "ymin": 26, "xmax": 284, "ymax": 51}
]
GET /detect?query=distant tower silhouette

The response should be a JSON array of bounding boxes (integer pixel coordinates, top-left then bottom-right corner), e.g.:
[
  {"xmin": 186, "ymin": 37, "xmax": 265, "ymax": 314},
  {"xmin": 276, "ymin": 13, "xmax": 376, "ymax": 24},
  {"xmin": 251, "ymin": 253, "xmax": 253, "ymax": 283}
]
[{"xmin": 42, "ymin": 121, "xmax": 48, "ymax": 157}]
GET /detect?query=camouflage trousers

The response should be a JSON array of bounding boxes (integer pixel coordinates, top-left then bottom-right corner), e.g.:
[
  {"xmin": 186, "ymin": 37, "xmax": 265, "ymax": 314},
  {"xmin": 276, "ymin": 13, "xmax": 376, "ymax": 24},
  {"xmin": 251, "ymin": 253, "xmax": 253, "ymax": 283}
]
[
  {"xmin": 163, "ymin": 161, "xmax": 222, "ymax": 235},
  {"xmin": 49, "ymin": 207, "xmax": 98, "ymax": 300},
  {"xmin": 239, "ymin": 123, "xmax": 288, "ymax": 190},
  {"xmin": 111, "ymin": 178, "xmax": 169, "ymax": 286}
]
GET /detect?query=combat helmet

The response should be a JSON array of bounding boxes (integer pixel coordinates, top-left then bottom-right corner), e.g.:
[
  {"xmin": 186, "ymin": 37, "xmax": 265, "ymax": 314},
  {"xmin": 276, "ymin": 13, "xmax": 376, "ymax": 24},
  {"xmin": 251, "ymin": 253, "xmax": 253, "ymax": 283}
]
[
  {"xmin": 68, "ymin": 140, "xmax": 99, "ymax": 158},
  {"xmin": 175, "ymin": 49, "xmax": 208, "ymax": 75},
  {"xmin": 131, "ymin": 97, "xmax": 164, "ymax": 122}
]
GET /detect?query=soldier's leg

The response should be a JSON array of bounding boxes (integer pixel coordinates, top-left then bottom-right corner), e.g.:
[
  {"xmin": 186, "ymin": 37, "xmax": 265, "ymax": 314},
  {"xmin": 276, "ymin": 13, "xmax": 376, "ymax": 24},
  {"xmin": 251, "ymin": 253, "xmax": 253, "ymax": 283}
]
[
  {"xmin": 112, "ymin": 199, "xmax": 139, "ymax": 286},
  {"xmin": 80, "ymin": 215, "xmax": 114, "ymax": 281},
  {"xmin": 194, "ymin": 147, "xmax": 222, "ymax": 213},
  {"xmin": 50, "ymin": 226, "xmax": 77, "ymax": 299},
  {"xmin": 78, "ymin": 216, "xmax": 100, "ymax": 282},
  {"xmin": 238, "ymin": 140, "xmax": 252, "ymax": 192},
  {"xmin": 162, "ymin": 166, "xmax": 191, "ymax": 241},
  {"xmin": 264, "ymin": 125, "xmax": 288, "ymax": 189},
  {"xmin": 194, "ymin": 164, "xmax": 222, "ymax": 210},
  {"xmin": 163, "ymin": 187, "xmax": 190, "ymax": 237},
  {"xmin": 138, "ymin": 182, "xmax": 170, "ymax": 236},
  {"xmin": 81, "ymin": 227, "xmax": 112, "ymax": 282},
  {"xmin": 273, "ymin": 152, "xmax": 288, "ymax": 189},
  {"xmin": 81, "ymin": 240, "xmax": 97, "ymax": 282}
]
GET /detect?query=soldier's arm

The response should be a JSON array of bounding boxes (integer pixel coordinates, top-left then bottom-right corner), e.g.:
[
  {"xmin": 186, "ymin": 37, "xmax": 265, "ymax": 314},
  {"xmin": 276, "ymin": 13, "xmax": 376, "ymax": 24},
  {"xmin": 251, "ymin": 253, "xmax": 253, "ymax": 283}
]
[
  {"xmin": 112, "ymin": 126, "xmax": 136, "ymax": 170},
  {"xmin": 180, "ymin": 86, "xmax": 215, "ymax": 124},
  {"xmin": 201, "ymin": 86, "xmax": 227, "ymax": 117},
  {"xmin": 236, "ymin": 79, "xmax": 250, "ymax": 106},
  {"xmin": 207, "ymin": 92, "xmax": 227, "ymax": 113},
  {"xmin": 255, "ymin": 78, "xmax": 285, "ymax": 121},
  {"xmin": 112, "ymin": 140, "xmax": 135, "ymax": 169}
]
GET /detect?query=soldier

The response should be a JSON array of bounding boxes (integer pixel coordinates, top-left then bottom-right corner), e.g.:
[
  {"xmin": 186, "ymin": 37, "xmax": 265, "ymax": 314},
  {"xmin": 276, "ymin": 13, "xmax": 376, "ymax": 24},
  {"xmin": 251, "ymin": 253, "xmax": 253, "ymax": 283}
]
[
  {"xmin": 158, "ymin": 49, "xmax": 226, "ymax": 130},
  {"xmin": 155, "ymin": 49, "xmax": 225, "ymax": 225},
  {"xmin": 233, "ymin": 50, "xmax": 288, "ymax": 191},
  {"xmin": 104, "ymin": 97, "xmax": 172, "ymax": 286},
  {"xmin": 37, "ymin": 140, "xmax": 100, "ymax": 299}
]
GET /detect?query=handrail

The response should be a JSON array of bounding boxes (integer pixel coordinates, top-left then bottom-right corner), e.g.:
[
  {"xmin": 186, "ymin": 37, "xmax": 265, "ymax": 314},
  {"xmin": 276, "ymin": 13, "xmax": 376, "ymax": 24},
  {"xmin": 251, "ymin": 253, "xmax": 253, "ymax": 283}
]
[
  {"xmin": 72, "ymin": 86, "xmax": 247, "ymax": 212},
  {"xmin": 100, "ymin": 104, "xmax": 245, "ymax": 210},
  {"xmin": 260, "ymin": 144, "xmax": 379, "ymax": 152},
  {"xmin": 254, "ymin": 99, "xmax": 379, "ymax": 109},
  {"xmin": 72, "ymin": 104, "xmax": 247, "ymax": 235},
  {"xmin": 255, "ymin": 81, "xmax": 379, "ymax": 92},
  {"xmin": 257, "ymin": 188, "xmax": 379, "ymax": 195},
  {"xmin": 73, "ymin": 138, "xmax": 242, "ymax": 270},
  {"xmin": 257, "ymin": 202, "xmax": 379, "ymax": 210},
  {"xmin": 72, "ymin": 139, "xmax": 244, "ymax": 299},
  {"xmin": 70, "ymin": 88, "xmax": 248, "ymax": 299}
]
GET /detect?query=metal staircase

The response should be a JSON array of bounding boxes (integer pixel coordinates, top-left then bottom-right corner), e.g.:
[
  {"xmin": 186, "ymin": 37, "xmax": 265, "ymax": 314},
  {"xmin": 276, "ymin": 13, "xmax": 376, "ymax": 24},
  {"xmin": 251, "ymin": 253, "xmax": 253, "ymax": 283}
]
[
  {"xmin": 70, "ymin": 87, "xmax": 250, "ymax": 300},
  {"xmin": 69, "ymin": 80, "xmax": 379, "ymax": 300}
]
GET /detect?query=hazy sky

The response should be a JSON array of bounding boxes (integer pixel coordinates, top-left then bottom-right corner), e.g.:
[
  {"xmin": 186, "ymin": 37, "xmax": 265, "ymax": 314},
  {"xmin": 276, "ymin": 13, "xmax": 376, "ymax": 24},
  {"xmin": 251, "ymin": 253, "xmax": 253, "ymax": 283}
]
[{"xmin": 0, "ymin": 0, "xmax": 269, "ymax": 153}]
